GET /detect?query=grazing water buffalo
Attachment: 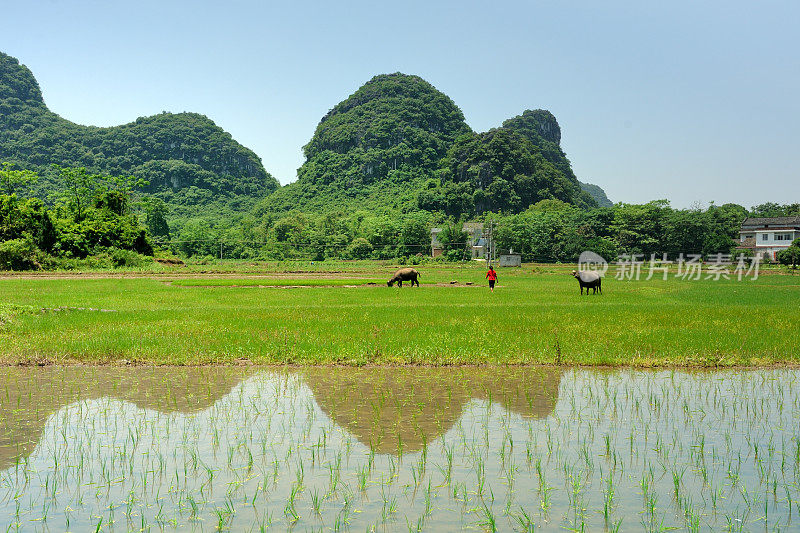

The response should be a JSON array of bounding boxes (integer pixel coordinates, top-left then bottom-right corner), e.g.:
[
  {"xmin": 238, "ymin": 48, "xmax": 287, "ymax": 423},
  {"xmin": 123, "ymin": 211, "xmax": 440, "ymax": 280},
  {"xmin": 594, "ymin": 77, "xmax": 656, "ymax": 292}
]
[
  {"xmin": 571, "ymin": 270, "xmax": 602, "ymax": 295},
  {"xmin": 388, "ymin": 268, "xmax": 421, "ymax": 287}
]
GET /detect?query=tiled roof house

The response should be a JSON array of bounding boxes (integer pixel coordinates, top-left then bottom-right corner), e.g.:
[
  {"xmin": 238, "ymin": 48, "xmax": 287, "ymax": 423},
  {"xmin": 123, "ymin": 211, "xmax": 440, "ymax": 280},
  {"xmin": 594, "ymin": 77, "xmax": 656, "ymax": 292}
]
[{"xmin": 738, "ymin": 216, "xmax": 800, "ymax": 261}]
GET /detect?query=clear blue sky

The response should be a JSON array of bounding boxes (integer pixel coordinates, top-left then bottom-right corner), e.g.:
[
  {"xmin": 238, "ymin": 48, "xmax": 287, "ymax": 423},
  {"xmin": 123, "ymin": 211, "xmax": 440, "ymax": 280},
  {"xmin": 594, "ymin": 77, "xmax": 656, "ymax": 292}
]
[{"xmin": 3, "ymin": 0, "xmax": 798, "ymax": 208}]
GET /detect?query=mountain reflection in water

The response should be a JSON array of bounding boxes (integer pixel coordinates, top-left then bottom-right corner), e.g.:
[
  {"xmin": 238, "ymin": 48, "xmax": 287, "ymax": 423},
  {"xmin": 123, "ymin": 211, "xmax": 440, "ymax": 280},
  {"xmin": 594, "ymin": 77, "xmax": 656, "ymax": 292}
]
[
  {"xmin": 0, "ymin": 365, "xmax": 562, "ymax": 468},
  {"xmin": 302, "ymin": 366, "xmax": 562, "ymax": 454},
  {"xmin": 0, "ymin": 366, "xmax": 253, "ymax": 471},
  {"xmin": 2, "ymin": 368, "xmax": 796, "ymax": 531}
]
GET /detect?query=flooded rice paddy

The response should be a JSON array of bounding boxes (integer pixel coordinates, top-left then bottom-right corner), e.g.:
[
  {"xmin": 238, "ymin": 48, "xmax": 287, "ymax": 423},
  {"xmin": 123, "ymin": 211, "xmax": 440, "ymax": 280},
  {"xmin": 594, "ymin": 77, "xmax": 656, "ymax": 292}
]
[{"xmin": 0, "ymin": 366, "xmax": 798, "ymax": 531}]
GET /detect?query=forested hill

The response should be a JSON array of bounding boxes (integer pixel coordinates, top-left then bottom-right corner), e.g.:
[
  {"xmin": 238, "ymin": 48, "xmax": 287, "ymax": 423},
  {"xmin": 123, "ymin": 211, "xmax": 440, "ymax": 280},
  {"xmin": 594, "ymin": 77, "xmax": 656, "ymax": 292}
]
[
  {"xmin": 579, "ymin": 181, "xmax": 613, "ymax": 207},
  {"xmin": 415, "ymin": 109, "xmax": 597, "ymax": 217},
  {"xmin": 500, "ymin": 109, "xmax": 611, "ymax": 207},
  {"xmin": 261, "ymin": 75, "xmax": 604, "ymax": 217},
  {"xmin": 0, "ymin": 52, "xmax": 278, "ymax": 213},
  {"xmin": 261, "ymin": 73, "xmax": 473, "ymax": 214}
]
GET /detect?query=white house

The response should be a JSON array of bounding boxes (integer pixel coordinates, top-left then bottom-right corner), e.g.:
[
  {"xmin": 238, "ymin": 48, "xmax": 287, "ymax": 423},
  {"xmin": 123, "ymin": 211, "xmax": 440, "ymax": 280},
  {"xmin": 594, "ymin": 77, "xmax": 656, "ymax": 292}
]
[
  {"xmin": 738, "ymin": 216, "xmax": 800, "ymax": 261},
  {"xmin": 430, "ymin": 222, "xmax": 490, "ymax": 259},
  {"xmin": 462, "ymin": 222, "xmax": 488, "ymax": 260}
]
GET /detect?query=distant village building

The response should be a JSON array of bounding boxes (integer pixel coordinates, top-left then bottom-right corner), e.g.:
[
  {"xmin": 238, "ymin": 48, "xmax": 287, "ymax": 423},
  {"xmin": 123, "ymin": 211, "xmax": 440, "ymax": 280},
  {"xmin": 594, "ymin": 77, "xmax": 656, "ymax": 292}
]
[
  {"xmin": 738, "ymin": 216, "xmax": 800, "ymax": 261},
  {"xmin": 430, "ymin": 228, "xmax": 444, "ymax": 258},
  {"xmin": 498, "ymin": 252, "xmax": 522, "ymax": 267},
  {"xmin": 462, "ymin": 222, "xmax": 487, "ymax": 260},
  {"xmin": 430, "ymin": 222, "xmax": 490, "ymax": 259}
]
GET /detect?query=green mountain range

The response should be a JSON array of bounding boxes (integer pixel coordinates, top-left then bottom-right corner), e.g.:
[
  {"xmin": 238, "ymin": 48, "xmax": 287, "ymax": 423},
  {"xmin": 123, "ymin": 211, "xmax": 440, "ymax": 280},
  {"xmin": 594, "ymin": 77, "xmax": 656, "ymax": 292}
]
[
  {"xmin": 2, "ymin": 51, "xmax": 610, "ymax": 222},
  {"xmin": 0, "ymin": 52, "xmax": 278, "ymax": 217}
]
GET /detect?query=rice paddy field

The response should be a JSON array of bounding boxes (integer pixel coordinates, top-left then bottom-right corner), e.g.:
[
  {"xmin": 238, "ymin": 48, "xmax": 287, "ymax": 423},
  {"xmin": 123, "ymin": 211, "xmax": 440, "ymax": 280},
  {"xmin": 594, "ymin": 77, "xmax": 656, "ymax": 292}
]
[
  {"xmin": 0, "ymin": 262, "xmax": 798, "ymax": 366},
  {"xmin": 1, "ymin": 366, "xmax": 799, "ymax": 531},
  {"xmin": 1, "ymin": 262, "xmax": 799, "ymax": 531}
]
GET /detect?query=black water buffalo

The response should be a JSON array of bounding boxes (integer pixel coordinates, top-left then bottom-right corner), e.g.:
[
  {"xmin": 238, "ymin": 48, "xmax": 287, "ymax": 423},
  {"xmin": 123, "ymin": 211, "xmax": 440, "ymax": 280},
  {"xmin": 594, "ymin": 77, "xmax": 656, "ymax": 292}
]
[
  {"xmin": 571, "ymin": 270, "xmax": 602, "ymax": 295},
  {"xmin": 388, "ymin": 268, "xmax": 421, "ymax": 287}
]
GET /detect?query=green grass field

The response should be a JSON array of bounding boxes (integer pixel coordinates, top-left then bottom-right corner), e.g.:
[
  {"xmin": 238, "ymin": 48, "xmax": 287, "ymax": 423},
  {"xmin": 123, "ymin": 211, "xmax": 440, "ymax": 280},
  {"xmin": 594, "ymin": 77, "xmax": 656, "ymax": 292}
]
[{"xmin": 0, "ymin": 263, "xmax": 798, "ymax": 366}]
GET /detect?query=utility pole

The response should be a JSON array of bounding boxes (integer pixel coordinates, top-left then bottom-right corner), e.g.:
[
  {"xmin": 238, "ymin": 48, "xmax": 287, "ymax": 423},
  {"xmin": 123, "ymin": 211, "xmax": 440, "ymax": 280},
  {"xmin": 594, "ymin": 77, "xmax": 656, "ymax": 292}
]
[
  {"xmin": 485, "ymin": 219, "xmax": 494, "ymax": 266},
  {"xmin": 492, "ymin": 221, "xmax": 496, "ymax": 263}
]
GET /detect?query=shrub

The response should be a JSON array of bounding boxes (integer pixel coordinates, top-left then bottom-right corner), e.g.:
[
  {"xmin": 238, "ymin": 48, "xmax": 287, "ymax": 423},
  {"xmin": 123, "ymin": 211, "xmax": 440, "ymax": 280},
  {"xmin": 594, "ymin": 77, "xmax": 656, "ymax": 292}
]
[
  {"xmin": 78, "ymin": 249, "xmax": 150, "ymax": 269},
  {"xmin": 345, "ymin": 238, "xmax": 374, "ymax": 260},
  {"xmin": 106, "ymin": 247, "xmax": 150, "ymax": 268},
  {"xmin": 0, "ymin": 195, "xmax": 56, "ymax": 252},
  {"xmin": 777, "ymin": 243, "xmax": 800, "ymax": 269},
  {"xmin": 83, "ymin": 254, "xmax": 115, "ymax": 269},
  {"xmin": 0, "ymin": 238, "xmax": 40, "ymax": 270}
]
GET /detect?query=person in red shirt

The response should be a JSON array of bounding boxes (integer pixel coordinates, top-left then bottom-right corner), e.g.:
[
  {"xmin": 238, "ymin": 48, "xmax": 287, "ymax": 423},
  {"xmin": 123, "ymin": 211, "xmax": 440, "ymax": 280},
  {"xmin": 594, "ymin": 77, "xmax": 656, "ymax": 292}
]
[{"xmin": 485, "ymin": 265, "xmax": 498, "ymax": 291}]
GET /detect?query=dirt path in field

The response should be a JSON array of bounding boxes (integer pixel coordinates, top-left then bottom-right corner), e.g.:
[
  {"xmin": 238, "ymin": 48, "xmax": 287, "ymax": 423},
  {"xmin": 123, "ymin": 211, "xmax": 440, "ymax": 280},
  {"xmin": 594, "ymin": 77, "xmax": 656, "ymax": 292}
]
[
  {"xmin": 0, "ymin": 271, "xmax": 384, "ymax": 281},
  {"xmin": 163, "ymin": 282, "xmax": 482, "ymax": 289},
  {"xmin": 164, "ymin": 282, "xmax": 381, "ymax": 289}
]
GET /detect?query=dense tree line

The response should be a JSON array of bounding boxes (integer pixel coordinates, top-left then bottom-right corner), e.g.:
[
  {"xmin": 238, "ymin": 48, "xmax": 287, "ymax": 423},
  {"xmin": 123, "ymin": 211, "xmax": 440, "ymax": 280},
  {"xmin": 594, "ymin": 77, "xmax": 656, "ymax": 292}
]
[
  {"xmin": 491, "ymin": 200, "xmax": 747, "ymax": 262},
  {"xmin": 748, "ymin": 203, "xmax": 800, "ymax": 217},
  {"xmin": 0, "ymin": 164, "xmax": 152, "ymax": 269},
  {"xmin": 2, "ymin": 161, "xmax": 797, "ymax": 269},
  {"xmin": 168, "ymin": 199, "xmax": 788, "ymax": 265},
  {"xmin": 169, "ymin": 210, "xmax": 433, "ymax": 262}
]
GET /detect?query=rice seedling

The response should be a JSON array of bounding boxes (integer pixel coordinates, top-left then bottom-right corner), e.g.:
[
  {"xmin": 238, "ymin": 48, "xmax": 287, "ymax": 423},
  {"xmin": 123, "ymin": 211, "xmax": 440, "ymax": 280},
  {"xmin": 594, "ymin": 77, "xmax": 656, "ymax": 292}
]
[
  {"xmin": 284, "ymin": 483, "xmax": 300, "ymax": 523},
  {"xmin": 478, "ymin": 491, "xmax": 498, "ymax": 532},
  {"xmin": 0, "ymin": 366, "xmax": 798, "ymax": 530},
  {"xmin": 602, "ymin": 472, "xmax": 615, "ymax": 523}
]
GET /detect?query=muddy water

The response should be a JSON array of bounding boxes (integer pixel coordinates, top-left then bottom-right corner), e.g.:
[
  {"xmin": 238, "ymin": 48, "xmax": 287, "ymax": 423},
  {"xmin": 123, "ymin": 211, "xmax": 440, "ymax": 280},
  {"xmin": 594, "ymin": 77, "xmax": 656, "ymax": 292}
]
[{"xmin": 0, "ymin": 367, "xmax": 797, "ymax": 531}]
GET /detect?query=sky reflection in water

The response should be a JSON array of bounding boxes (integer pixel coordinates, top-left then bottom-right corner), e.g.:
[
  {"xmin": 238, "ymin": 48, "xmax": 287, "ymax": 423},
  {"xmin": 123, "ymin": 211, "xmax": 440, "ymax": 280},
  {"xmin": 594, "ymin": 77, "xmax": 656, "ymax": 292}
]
[{"xmin": 0, "ymin": 366, "xmax": 797, "ymax": 531}]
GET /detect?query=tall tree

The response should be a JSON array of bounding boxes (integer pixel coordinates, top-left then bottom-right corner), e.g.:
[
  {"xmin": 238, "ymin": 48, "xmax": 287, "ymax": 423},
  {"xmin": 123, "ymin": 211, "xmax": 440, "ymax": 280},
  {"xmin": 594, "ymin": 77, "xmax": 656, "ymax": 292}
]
[
  {"xmin": 0, "ymin": 162, "xmax": 37, "ymax": 195},
  {"xmin": 53, "ymin": 165, "xmax": 102, "ymax": 221},
  {"xmin": 144, "ymin": 198, "xmax": 171, "ymax": 239}
]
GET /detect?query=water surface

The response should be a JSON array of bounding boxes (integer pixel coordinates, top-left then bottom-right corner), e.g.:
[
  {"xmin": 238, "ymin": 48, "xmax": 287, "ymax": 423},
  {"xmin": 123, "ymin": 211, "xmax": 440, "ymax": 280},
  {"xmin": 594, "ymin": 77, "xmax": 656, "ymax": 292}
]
[{"xmin": 0, "ymin": 366, "xmax": 797, "ymax": 531}]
